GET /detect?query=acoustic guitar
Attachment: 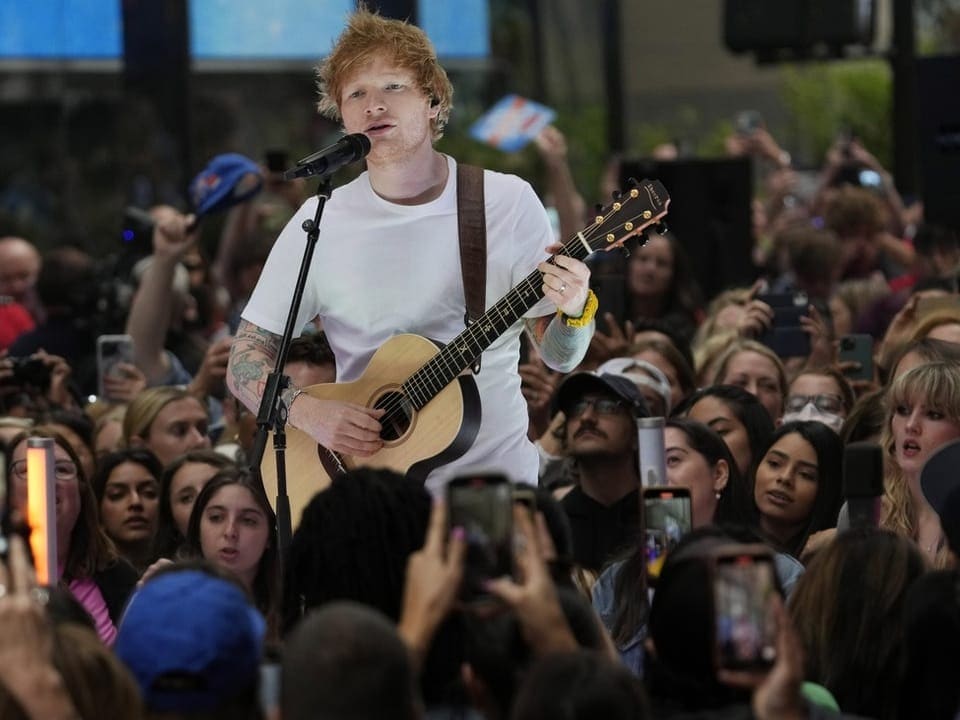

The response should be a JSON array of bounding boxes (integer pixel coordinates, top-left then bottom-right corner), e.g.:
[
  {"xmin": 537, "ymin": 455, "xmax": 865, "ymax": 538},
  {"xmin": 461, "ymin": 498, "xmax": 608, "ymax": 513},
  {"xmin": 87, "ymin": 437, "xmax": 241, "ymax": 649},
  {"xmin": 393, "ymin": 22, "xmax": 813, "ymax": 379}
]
[{"xmin": 261, "ymin": 178, "xmax": 670, "ymax": 523}]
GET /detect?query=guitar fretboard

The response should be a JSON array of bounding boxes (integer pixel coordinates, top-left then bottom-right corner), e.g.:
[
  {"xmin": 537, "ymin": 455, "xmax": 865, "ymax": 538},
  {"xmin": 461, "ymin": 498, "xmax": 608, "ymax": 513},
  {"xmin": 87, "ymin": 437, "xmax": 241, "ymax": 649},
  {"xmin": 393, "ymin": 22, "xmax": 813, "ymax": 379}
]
[
  {"xmin": 399, "ymin": 177, "xmax": 668, "ymax": 410},
  {"xmin": 401, "ymin": 241, "xmax": 584, "ymax": 409}
]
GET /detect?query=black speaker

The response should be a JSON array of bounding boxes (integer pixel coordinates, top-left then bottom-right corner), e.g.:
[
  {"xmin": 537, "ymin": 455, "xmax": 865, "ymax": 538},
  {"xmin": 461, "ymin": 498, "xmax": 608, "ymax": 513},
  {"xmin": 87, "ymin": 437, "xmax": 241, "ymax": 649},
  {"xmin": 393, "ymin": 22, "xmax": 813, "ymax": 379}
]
[
  {"xmin": 619, "ymin": 158, "xmax": 755, "ymax": 301},
  {"xmin": 917, "ymin": 56, "xmax": 960, "ymax": 231},
  {"xmin": 724, "ymin": 0, "xmax": 874, "ymax": 54}
]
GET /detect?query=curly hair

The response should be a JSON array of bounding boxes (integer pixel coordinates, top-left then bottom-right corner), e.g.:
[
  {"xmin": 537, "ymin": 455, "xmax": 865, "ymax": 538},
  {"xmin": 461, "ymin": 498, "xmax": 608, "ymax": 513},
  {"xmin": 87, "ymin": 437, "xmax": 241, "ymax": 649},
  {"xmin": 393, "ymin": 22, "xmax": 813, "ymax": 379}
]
[
  {"xmin": 823, "ymin": 185, "xmax": 888, "ymax": 237},
  {"xmin": 315, "ymin": 6, "xmax": 454, "ymax": 141},
  {"xmin": 881, "ymin": 362, "xmax": 960, "ymax": 568}
]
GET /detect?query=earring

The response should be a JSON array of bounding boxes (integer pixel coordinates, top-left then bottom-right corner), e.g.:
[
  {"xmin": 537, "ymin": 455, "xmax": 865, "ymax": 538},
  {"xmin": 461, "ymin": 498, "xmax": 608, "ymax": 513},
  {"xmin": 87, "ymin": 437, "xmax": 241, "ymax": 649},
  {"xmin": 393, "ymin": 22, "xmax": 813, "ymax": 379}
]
[{"xmin": 715, "ymin": 491, "xmax": 722, "ymax": 499}]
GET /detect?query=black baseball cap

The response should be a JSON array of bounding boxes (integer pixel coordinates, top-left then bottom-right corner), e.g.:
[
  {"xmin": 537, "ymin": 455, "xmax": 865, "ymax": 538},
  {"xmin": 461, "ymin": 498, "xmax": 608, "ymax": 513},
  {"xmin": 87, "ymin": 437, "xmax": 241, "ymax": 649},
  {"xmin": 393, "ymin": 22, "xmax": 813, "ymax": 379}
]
[{"xmin": 552, "ymin": 372, "xmax": 650, "ymax": 418}]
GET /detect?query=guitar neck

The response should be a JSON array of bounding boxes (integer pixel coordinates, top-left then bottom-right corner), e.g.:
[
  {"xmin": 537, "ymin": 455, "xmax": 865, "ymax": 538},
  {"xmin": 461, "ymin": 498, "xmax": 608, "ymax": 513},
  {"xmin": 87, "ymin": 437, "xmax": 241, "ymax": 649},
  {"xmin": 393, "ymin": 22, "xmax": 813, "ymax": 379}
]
[
  {"xmin": 400, "ymin": 178, "xmax": 669, "ymax": 411},
  {"xmin": 402, "ymin": 237, "xmax": 590, "ymax": 410}
]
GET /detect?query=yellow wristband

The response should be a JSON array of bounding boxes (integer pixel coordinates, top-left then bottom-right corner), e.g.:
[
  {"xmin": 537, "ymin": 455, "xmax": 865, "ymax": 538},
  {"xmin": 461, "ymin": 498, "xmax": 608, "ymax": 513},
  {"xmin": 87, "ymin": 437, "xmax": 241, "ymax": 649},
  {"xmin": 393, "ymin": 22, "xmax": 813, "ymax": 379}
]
[{"xmin": 558, "ymin": 289, "xmax": 599, "ymax": 328}]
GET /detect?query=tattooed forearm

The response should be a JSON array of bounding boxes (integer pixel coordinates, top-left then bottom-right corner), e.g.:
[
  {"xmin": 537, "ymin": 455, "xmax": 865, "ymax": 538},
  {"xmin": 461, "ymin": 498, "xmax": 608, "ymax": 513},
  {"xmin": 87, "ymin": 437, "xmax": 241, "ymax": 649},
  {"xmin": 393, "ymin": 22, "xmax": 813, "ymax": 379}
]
[
  {"xmin": 235, "ymin": 319, "xmax": 282, "ymax": 356},
  {"xmin": 227, "ymin": 320, "xmax": 282, "ymax": 411}
]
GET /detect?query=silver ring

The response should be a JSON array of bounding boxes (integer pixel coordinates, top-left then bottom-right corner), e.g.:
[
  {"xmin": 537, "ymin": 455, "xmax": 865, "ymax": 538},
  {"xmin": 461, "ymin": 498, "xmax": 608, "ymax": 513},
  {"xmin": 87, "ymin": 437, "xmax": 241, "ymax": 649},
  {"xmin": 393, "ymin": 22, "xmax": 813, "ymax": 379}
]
[
  {"xmin": 559, "ymin": 282, "xmax": 566, "ymax": 295},
  {"xmin": 30, "ymin": 587, "xmax": 49, "ymax": 605},
  {"xmin": 0, "ymin": 585, "xmax": 6, "ymax": 599}
]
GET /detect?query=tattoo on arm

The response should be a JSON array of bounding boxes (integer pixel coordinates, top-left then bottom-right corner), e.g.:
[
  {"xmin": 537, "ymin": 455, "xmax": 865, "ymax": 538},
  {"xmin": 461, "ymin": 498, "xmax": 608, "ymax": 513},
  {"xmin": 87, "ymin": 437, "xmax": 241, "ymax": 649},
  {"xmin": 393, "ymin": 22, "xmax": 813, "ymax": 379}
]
[{"xmin": 229, "ymin": 320, "xmax": 282, "ymax": 409}]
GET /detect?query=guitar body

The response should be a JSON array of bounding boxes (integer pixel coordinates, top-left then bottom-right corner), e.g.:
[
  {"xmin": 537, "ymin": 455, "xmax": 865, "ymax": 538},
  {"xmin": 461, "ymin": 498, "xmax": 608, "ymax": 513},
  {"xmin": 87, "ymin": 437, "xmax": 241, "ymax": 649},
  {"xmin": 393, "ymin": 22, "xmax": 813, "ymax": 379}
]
[{"xmin": 260, "ymin": 333, "xmax": 481, "ymax": 525}]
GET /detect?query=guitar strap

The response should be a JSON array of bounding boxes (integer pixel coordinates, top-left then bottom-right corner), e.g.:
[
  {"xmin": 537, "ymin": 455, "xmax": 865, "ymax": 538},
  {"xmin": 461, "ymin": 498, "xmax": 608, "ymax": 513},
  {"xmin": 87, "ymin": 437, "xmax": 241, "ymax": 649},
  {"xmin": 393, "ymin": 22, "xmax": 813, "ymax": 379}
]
[{"xmin": 456, "ymin": 163, "xmax": 486, "ymax": 374}]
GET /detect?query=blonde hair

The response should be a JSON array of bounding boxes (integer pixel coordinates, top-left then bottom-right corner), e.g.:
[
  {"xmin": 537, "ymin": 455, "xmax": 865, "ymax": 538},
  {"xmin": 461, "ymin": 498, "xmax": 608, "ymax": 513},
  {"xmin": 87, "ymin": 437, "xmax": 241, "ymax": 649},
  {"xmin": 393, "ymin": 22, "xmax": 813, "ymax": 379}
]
[
  {"xmin": 693, "ymin": 330, "xmax": 738, "ymax": 387},
  {"xmin": 880, "ymin": 361, "xmax": 960, "ymax": 567},
  {"xmin": 691, "ymin": 287, "xmax": 751, "ymax": 354},
  {"xmin": 123, "ymin": 386, "xmax": 199, "ymax": 445},
  {"xmin": 315, "ymin": 6, "xmax": 454, "ymax": 141},
  {"xmin": 909, "ymin": 308, "xmax": 960, "ymax": 344},
  {"xmin": 713, "ymin": 339, "xmax": 788, "ymax": 399}
]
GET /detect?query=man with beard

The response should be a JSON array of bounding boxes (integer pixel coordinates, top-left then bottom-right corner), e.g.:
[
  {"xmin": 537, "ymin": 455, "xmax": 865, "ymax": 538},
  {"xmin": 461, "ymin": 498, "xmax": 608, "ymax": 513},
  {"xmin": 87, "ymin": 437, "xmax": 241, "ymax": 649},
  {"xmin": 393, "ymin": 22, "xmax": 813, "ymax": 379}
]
[{"xmin": 553, "ymin": 372, "xmax": 648, "ymax": 571}]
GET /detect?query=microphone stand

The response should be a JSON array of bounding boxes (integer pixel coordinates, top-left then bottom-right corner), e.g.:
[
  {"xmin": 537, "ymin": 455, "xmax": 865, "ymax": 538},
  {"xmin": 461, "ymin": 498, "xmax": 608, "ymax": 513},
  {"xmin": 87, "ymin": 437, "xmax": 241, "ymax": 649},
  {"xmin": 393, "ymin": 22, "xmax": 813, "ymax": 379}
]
[{"xmin": 248, "ymin": 176, "xmax": 333, "ymax": 560}]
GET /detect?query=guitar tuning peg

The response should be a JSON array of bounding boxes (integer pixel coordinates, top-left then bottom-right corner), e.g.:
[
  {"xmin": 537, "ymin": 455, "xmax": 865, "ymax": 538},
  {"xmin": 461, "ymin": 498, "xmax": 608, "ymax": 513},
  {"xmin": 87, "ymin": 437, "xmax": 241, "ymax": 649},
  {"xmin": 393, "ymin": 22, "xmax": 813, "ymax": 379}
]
[
  {"xmin": 611, "ymin": 190, "xmax": 622, "ymax": 200},
  {"xmin": 655, "ymin": 222, "xmax": 669, "ymax": 235},
  {"xmin": 636, "ymin": 228, "xmax": 650, "ymax": 247},
  {"xmin": 620, "ymin": 245, "xmax": 630, "ymax": 258},
  {"xmin": 594, "ymin": 203, "xmax": 604, "ymax": 214}
]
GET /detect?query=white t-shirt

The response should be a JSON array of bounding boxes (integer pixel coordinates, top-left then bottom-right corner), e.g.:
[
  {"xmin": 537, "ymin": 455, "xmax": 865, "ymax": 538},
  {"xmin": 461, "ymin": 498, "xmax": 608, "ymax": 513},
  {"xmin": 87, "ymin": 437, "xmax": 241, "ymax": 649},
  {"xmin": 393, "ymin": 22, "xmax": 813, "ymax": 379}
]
[{"xmin": 242, "ymin": 155, "xmax": 555, "ymax": 491}]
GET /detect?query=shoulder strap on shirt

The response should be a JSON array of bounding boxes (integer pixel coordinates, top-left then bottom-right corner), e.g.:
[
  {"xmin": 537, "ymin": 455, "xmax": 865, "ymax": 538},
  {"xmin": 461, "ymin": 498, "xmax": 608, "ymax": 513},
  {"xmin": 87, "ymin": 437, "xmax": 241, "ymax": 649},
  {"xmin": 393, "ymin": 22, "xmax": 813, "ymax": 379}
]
[{"xmin": 457, "ymin": 163, "xmax": 487, "ymax": 326}]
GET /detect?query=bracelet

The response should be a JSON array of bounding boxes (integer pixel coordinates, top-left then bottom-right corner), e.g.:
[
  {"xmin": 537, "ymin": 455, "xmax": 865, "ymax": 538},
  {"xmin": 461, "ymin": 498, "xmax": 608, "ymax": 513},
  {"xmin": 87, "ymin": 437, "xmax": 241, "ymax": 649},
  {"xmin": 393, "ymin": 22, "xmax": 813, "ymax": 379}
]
[
  {"xmin": 281, "ymin": 386, "xmax": 306, "ymax": 411},
  {"xmin": 558, "ymin": 289, "xmax": 599, "ymax": 328}
]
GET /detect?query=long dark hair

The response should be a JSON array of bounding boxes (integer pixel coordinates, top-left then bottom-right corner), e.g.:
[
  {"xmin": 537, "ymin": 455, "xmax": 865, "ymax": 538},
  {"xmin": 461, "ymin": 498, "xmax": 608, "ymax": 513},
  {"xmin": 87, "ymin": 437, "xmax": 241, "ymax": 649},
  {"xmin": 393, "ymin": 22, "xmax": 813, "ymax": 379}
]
[
  {"xmin": 789, "ymin": 528, "xmax": 925, "ymax": 720},
  {"xmin": 673, "ymin": 384, "xmax": 775, "ymax": 478},
  {"xmin": 752, "ymin": 421, "xmax": 844, "ymax": 557},
  {"xmin": 155, "ymin": 449, "xmax": 235, "ymax": 559},
  {"xmin": 182, "ymin": 468, "xmax": 280, "ymax": 632}
]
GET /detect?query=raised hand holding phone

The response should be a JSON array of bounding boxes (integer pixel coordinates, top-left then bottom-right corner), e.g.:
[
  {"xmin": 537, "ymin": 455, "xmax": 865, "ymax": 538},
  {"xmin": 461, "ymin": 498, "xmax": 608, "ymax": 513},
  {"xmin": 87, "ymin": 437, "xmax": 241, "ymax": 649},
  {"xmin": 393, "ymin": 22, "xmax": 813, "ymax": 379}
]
[{"xmin": 484, "ymin": 504, "xmax": 577, "ymax": 656}]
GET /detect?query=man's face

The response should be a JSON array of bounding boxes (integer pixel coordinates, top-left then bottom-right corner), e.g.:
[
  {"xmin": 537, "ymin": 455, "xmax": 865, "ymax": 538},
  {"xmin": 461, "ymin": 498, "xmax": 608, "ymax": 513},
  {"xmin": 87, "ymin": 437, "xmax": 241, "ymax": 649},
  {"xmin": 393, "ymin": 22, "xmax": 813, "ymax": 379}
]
[
  {"xmin": 338, "ymin": 53, "xmax": 439, "ymax": 165},
  {"xmin": 564, "ymin": 392, "xmax": 636, "ymax": 460},
  {"xmin": 0, "ymin": 238, "xmax": 40, "ymax": 302}
]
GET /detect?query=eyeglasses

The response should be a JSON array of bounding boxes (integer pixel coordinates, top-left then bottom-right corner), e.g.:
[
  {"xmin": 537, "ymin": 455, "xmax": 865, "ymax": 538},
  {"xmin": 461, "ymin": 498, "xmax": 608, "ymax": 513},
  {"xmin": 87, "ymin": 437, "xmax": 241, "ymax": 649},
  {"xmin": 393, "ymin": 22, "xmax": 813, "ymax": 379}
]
[
  {"xmin": 9, "ymin": 459, "xmax": 78, "ymax": 482},
  {"xmin": 567, "ymin": 397, "xmax": 626, "ymax": 418},
  {"xmin": 785, "ymin": 394, "xmax": 844, "ymax": 414}
]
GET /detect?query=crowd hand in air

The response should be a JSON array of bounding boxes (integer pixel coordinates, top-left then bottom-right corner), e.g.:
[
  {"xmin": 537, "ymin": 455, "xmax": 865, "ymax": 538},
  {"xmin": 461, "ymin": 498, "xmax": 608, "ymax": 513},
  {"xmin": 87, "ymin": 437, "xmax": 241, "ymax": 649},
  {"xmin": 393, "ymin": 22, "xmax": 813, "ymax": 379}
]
[
  {"xmin": 485, "ymin": 506, "xmax": 578, "ymax": 657},
  {"xmin": 519, "ymin": 352, "xmax": 561, "ymax": 440},
  {"xmin": 397, "ymin": 500, "xmax": 466, "ymax": 670},
  {"xmin": 101, "ymin": 362, "xmax": 147, "ymax": 403},
  {"xmin": 0, "ymin": 536, "xmax": 81, "ymax": 720},
  {"xmin": 586, "ymin": 313, "xmax": 636, "ymax": 367}
]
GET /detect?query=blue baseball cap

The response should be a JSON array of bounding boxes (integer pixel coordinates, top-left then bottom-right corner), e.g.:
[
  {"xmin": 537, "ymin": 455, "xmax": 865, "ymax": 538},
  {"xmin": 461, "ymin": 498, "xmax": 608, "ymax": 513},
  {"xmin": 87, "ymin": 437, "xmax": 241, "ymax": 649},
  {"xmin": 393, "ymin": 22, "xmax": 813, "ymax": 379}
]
[
  {"xmin": 189, "ymin": 153, "xmax": 263, "ymax": 217},
  {"xmin": 115, "ymin": 569, "xmax": 266, "ymax": 713}
]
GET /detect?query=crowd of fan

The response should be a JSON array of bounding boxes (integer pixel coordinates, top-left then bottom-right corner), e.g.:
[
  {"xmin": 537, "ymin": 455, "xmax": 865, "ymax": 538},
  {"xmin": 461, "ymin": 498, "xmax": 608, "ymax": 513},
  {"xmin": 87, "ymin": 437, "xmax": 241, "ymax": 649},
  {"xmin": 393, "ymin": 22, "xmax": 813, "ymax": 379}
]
[{"xmin": 0, "ymin": 120, "xmax": 958, "ymax": 720}]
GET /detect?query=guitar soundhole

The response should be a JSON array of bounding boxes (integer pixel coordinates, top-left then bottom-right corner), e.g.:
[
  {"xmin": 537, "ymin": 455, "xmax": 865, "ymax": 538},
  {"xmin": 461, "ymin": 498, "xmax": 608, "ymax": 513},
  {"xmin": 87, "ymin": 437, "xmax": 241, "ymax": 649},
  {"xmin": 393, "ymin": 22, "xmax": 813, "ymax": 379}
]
[{"xmin": 375, "ymin": 391, "xmax": 414, "ymax": 442}]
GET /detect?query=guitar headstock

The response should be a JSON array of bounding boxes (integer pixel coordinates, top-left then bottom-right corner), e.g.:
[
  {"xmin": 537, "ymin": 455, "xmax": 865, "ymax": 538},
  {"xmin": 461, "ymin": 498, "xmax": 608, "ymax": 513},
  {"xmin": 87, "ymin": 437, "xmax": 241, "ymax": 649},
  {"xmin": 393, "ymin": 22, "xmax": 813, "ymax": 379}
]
[{"xmin": 569, "ymin": 178, "xmax": 671, "ymax": 258}]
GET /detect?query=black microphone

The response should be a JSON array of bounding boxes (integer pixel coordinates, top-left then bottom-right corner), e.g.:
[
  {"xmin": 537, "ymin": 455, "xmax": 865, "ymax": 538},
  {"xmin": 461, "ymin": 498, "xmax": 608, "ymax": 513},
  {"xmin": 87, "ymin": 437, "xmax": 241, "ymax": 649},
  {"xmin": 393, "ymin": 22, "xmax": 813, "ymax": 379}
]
[
  {"xmin": 843, "ymin": 441, "xmax": 884, "ymax": 529},
  {"xmin": 283, "ymin": 134, "xmax": 371, "ymax": 180}
]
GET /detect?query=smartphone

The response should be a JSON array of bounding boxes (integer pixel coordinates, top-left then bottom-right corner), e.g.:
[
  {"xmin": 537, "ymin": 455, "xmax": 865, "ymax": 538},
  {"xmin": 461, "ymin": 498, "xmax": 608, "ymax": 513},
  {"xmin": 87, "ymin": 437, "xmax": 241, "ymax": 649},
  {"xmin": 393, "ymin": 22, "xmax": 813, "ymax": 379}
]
[
  {"xmin": 447, "ymin": 472, "xmax": 514, "ymax": 601},
  {"xmin": 735, "ymin": 110, "xmax": 763, "ymax": 135},
  {"xmin": 713, "ymin": 545, "xmax": 778, "ymax": 672},
  {"xmin": 915, "ymin": 294, "xmax": 960, "ymax": 318},
  {"xmin": 838, "ymin": 334, "xmax": 874, "ymax": 382},
  {"xmin": 643, "ymin": 487, "xmax": 692, "ymax": 579},
  {"xmin": 756, "ymin": 292, "xmax": 810, "ymax": 358},
  {"xmin": 96, "ymin": 334, "xmax": 135, "ymax": 401}
]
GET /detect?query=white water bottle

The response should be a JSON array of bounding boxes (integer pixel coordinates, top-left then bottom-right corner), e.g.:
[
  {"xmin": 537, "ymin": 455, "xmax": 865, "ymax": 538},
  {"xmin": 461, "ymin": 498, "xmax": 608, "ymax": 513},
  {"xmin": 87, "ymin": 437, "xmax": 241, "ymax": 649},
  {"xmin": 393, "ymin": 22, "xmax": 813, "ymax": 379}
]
[{"xmin": 637, "ymin": 416, "xmax": 667, "ymax": 488}]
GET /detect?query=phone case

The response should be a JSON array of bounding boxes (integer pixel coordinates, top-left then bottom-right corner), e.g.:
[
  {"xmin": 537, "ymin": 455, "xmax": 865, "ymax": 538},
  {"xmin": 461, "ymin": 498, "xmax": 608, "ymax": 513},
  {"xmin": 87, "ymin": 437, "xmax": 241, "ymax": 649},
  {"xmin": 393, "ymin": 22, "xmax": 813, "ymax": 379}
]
[{"xmin": 838, "ymin": 334, "xmax": 873, "ymax": 382}]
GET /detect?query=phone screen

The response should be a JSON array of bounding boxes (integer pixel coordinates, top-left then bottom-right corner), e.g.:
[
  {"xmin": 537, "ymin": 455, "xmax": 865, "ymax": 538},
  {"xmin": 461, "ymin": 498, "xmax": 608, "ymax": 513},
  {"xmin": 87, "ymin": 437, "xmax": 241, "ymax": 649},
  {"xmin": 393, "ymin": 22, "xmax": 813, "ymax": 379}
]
[
  {"xmin": 713, "ymin": 551, "xmax": 778, "ymax": 671},
  {"xmin": 447, "ymin": 474, "xmax": 513, "ymax": 600},
  {"xmin": 644, "ymin": 488, "xmax": 692, "ymax": 578}
]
